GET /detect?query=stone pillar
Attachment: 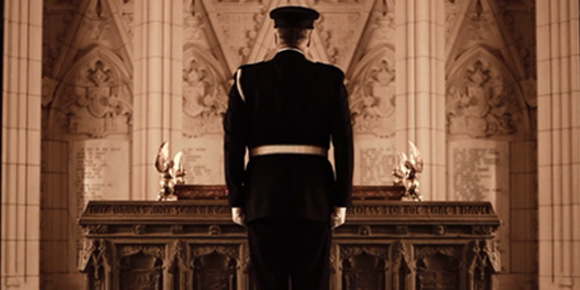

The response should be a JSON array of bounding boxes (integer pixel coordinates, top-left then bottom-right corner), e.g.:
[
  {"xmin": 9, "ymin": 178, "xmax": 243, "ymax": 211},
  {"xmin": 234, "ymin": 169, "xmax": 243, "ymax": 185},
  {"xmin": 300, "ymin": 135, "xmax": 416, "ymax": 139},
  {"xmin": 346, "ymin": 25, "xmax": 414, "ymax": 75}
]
[
  {"xmin": 395, "ymin": 0, "xmax": 446, "ymax": 200},
  {"xmin": 1, "ymin": 0, "xmax": 42, "ymax": 288},
  {"xmin": 537, "ymin": 0, "xmax": 580, "ymax": 289},
  {"xmin": 133, "ymin": 0, "xmax": 183, "ymax": 200}
]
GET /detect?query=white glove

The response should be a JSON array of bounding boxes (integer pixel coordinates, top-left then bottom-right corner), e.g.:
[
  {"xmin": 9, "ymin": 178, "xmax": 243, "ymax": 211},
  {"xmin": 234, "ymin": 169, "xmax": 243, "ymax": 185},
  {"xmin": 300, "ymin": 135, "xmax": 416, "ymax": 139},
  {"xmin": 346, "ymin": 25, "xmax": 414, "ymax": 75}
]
[
  {"xmin": 330, "ymin": 207, "xmax": 346, "ymax": 229},
  {"xmin": 231, "ymin": 207, "xmax": 246, "ymax": 226}
]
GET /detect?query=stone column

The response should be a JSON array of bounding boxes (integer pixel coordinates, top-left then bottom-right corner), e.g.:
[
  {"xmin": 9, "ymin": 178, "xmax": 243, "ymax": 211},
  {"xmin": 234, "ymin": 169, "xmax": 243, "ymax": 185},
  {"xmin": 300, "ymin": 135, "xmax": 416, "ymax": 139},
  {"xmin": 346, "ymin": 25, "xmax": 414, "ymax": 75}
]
[
  {"xmin": 395, "ymin": 0, "xmax": 446, "ymax": 200},
  {"xmin": 1, "ymin": 0, "xmax": 42, "ymax": 288},
  {"xmin": 133, "ymin": 0, "xmax": 183, "ymax": 200},
  {"xmin": 537, "ymin": 0, "xmax": 580, "ymax": 289}
]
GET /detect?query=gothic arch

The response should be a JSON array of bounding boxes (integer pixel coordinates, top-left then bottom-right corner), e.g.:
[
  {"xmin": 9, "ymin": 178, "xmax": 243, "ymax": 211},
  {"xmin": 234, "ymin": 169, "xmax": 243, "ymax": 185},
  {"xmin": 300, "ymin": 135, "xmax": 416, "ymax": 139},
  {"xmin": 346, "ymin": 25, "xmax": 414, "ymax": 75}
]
[
  {"xmin": 446, "ymin": 46, "xmax": 529, "ymax": 139},
  {"xmin": 48, "ymin": 45, "xmax": 133, "ymax": 139}
]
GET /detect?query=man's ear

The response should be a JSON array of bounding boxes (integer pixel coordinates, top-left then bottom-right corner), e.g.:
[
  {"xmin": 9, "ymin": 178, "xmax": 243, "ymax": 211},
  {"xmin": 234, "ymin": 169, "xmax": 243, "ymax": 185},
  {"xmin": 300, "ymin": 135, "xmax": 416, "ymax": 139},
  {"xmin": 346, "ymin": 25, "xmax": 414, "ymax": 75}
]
[
  {"xmin": 274, "ymin": 31, "xmax": 279, "ymax": 45},
  {"xmin": 306, "ymin": 30, "xmax": 312, "ymax": 47}
]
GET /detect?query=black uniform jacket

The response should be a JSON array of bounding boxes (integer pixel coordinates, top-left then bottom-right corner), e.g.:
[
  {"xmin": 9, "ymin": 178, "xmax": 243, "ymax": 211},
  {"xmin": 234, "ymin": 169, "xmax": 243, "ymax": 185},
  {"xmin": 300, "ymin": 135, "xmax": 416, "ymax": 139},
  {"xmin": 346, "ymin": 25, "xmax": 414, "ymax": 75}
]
[{"xmin": 223, "ymin": 49, "xmax": 353, "ymax": 223}]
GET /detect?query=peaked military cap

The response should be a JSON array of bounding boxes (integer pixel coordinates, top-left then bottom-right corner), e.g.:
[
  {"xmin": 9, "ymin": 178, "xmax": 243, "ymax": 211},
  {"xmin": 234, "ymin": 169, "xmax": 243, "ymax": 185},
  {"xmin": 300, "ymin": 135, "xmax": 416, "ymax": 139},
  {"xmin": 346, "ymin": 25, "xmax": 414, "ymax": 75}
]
[{"xmin": 270, "ymin": 6, "xmax": 320, "ymax": 29}]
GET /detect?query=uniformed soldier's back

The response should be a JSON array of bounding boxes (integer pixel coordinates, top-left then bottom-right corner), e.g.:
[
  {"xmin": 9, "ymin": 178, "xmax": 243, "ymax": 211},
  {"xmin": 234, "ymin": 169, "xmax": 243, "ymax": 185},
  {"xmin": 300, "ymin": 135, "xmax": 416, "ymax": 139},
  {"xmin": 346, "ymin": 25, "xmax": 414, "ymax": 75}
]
[{"xmin": 239, "ymin": 50, "xmax": 344, "ymax": 148}]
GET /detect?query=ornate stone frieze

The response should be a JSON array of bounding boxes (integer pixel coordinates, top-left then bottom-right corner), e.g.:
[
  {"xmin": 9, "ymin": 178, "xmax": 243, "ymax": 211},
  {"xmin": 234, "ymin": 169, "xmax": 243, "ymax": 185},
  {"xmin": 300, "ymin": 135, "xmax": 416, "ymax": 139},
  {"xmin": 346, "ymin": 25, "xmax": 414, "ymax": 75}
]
[
  {"xmin": 84, "ymin": 203, "xmax": 231, "ymax": 216},
  {"xmin": 446, "ymin": 56, "xmax": 524, "ymax": 138},
  {"xmin": 347, "ymin": 202, "xmax": 496, "ymax": 217}
]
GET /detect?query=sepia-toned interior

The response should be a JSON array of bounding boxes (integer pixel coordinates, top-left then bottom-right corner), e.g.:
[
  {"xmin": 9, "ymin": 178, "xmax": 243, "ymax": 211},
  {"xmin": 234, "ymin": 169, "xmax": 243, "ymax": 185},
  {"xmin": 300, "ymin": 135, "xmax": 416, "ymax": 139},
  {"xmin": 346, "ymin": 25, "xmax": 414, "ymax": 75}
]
[{"xmin": 1, "ymin": 0, "xmax": 579, "ymax": 289}]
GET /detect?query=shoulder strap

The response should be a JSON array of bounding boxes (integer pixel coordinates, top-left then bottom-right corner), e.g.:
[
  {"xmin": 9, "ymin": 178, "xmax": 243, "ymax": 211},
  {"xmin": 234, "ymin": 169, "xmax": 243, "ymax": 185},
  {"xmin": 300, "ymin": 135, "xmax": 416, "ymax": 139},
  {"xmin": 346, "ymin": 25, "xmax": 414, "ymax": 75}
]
[{"xmin": 236, "ymin": 68, "xmax": 246, "ymax": 102}]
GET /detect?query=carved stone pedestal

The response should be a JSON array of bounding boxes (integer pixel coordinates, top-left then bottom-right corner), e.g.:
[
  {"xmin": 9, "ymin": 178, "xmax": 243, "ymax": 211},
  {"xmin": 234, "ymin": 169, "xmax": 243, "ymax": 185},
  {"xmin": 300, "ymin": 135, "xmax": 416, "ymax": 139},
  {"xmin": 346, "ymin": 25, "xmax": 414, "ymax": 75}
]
[{"xmin": 79, "ymin": 187, "xmax": 500, "ymax": 290}]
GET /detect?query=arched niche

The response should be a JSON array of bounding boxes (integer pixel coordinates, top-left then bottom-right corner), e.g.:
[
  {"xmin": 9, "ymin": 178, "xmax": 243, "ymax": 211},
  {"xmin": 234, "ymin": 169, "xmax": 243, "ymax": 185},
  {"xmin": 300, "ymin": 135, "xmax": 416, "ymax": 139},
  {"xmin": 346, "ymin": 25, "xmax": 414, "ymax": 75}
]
[
  {"xmin": 182, "ymin": 43, "xmax": 230, "ymax": 137},
  {"xmin": 346, "ymin": 45, "xmax": 396, "ymax": 138},
  {"xmin": 446, "ymin": 46, "xmax": 529, "ymax": 140},
  {"xmin": 47, "ymin": 45, "xmax": 133, "ymax": 139}
]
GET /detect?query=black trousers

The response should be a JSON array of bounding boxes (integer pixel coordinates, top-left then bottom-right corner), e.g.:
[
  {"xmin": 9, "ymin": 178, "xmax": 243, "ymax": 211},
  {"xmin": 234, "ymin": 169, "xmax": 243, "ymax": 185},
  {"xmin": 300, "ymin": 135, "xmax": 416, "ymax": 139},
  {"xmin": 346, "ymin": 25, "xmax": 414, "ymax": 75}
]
[{"xmin": 246, "ymin": 217, "xmax": 331, "ymax": 290}]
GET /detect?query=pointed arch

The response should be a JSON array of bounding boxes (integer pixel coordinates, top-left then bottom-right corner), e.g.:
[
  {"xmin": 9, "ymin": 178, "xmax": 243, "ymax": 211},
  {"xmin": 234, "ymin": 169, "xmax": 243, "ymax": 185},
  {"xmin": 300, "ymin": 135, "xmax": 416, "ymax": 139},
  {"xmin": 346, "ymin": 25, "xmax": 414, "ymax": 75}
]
[
  {"xmin": 446, "ymin": 46, "xmax": 530, "ymax": 139},
  {"xmin": 48, "ymin": 45, "xmax": 133, "ymax": 138}
]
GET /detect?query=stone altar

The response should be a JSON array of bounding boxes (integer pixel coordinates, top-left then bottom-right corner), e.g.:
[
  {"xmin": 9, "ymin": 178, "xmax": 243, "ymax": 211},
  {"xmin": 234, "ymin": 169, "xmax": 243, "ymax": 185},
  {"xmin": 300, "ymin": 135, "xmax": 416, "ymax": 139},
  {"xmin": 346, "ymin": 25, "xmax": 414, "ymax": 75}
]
[{"xmin": 79, "ymin": 186, "xmax": 500, "ymax": 290}]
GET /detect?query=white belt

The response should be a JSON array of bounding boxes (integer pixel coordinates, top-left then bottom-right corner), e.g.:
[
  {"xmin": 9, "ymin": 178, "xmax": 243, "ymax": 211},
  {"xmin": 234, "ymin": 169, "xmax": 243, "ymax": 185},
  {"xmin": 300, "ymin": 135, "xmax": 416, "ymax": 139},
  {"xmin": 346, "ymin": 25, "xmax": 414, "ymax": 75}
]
[{"xmin": 250, "ymin": 145, "xmax": 327, "ymax": 157}]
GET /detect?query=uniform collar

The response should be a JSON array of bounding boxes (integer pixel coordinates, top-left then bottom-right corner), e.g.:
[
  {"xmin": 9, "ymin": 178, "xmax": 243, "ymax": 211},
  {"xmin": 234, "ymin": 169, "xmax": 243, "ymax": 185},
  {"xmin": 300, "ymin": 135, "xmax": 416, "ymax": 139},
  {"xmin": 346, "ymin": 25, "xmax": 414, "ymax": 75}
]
[{"xmin": 276, "ymin": 47, "xmax": 305, "ymax": 55}]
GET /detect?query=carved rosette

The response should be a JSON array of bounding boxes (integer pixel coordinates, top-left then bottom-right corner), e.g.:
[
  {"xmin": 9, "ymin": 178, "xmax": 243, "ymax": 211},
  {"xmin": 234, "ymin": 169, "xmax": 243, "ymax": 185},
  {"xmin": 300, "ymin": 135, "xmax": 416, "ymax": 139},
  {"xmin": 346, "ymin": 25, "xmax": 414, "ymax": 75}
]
[
  {"xmin": 347, "ymin": 48, "xmax": 396, "ymax": 137},
  {"xmin": 446, "ymin": 55, "xmax": 525, "ymax": 138},
  {"xmin": 182, "ymin": 46, "xmax": 228, "ymax": 137}
]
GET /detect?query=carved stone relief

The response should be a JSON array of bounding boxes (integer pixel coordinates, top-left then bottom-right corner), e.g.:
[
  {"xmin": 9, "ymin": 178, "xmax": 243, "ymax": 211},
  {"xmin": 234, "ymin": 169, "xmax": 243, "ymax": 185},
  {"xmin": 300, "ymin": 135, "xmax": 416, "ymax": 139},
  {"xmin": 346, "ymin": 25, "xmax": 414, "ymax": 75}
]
[
  {"xmin": 415, "ymin": 246, "xmax": 461, "ymax": 290},
  {"xmin": 340, "ymin": 245, "xmax": 388, "ymax": 290},
  {"xmin": 119, "ymin": 245, "xmax": 165, "ymax": 290},
  {"xmin": 182, "ymin": 46, "xmax": 229, "ymax": 137},
  {"xmin": 348, "ymin": 51, "xmax": 396, "ymax": 137},
  {"xmin": 50, "ymin": 53, "xmax": 133, "ymax": 138},
  {"xmin": 191, "ymin": 245, "xmax": 239, "ymax": 290},
  {"xmin": 214, "ymin": 11, "xmax": 266, "ymax": 68},
  {"xmin": 446, "ymin": 53, "xmax": 525, "ymax": 138}
]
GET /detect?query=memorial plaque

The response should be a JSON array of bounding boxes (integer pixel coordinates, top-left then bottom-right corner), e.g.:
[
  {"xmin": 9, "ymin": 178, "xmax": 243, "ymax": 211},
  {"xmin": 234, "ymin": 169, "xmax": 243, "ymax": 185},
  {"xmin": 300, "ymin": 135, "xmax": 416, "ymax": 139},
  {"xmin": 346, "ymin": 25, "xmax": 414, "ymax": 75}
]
[
  {"xmin": 448, "ymin": 140, "xmax": 509, "ymax": 207},
  {"xmin": 182, "ymin": 135, "xmax": 224, "ymax": 185},
  {"xmin": 354, "ymin": 136, "xmax": 396, "ymax": 185}
]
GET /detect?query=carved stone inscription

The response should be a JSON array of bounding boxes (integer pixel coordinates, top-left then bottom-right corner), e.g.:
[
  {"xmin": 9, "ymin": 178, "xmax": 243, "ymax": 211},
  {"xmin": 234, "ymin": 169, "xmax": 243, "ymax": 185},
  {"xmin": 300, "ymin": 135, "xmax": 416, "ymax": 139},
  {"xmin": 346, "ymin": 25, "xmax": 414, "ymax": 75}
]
[
  {"xmin": 182, "ymin": 135, "xmax": 224, "ymax": 185},
  {"xmin": 70, "ymin": 140, "xmax": 130, "ymax": 209},
  {"xmin": 355, "ymin": 136, "xmax": 396, "ymax": 185},
  {"xmin": 448, "ymin": 140, "xmax": 508, "ymax": 207}
]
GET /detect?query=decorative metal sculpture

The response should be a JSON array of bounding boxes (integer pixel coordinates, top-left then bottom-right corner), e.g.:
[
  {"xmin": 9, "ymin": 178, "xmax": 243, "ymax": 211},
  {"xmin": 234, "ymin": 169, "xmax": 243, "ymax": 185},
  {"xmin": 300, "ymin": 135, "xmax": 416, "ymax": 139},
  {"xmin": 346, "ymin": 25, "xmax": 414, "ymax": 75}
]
[
  {"xmin": 392, "ymin": 141, "xmax": 424, "ymax": 201},
  {"xmin": 155, "ymin": 141, "xmax": 185, "ymax": 201}
]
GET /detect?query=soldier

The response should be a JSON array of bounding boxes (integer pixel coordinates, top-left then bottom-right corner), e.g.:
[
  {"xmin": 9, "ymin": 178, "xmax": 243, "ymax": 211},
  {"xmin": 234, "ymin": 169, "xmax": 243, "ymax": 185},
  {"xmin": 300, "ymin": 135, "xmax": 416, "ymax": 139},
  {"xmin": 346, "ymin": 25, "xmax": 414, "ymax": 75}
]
[{"xmin": 223, "ymin": 6, "xmax": 354, "ymax": 290}]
